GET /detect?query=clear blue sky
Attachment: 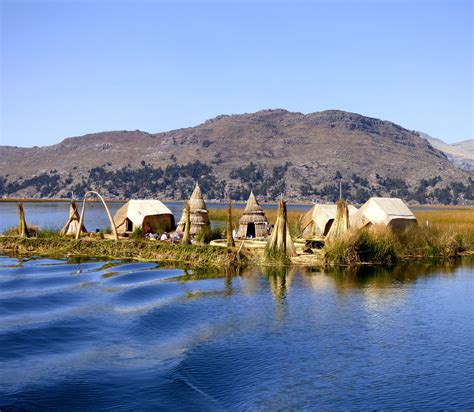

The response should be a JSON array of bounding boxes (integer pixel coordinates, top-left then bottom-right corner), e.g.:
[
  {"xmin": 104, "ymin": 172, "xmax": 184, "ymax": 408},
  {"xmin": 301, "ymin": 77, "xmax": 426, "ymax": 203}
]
[{"xmin": 1, "ymin": 0, "xmax": 472, "ymax": 147}]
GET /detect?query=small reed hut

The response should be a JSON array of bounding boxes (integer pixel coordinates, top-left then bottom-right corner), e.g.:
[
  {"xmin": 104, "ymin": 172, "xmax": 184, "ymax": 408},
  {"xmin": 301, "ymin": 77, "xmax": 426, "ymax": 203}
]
[
  {"xmin": 352, "ymin": 197, "xmax": 417, "ymax": 231},
  {"xmin": 176, "ymin": 183, "xmax": 211, "ymax": 236},
  {"xmin": 61, "ymin": 201, "xmax": 87, "ymax": 236},
  {"xmin": 300, "ymin": 203, "xmax": 358, "ymax": 238},
  {"xmin": 236, "ymin": 191, "xmax": 269, "ymax": 239},
  {"xmin": 113, "ymin": 199, "xmax": 175, "ymax": 234}
]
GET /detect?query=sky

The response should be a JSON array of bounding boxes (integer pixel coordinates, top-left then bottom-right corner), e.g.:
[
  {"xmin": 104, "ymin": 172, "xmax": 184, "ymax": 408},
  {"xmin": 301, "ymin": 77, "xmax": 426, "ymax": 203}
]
[{"xmin": 0, "ymin": 0, "xmax": 472, "ymax": 147}]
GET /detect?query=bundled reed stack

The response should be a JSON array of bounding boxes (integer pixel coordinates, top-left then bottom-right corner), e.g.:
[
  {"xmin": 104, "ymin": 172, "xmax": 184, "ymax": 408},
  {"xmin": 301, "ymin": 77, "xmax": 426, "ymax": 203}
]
[
  {"xmin": 226, "ymin": 200, "xmax": 235, "ymax": 248},
  {"xmin": 265, "ymin": 199, "xmax": 296, "ymax": 259},
  {"xmin": 181, "ymin": 201, "xmax": 191, "ymax": 244},
  {"xmin": 326, "ymin": 199, "xmax": 350, "ymax": 241},
  {"xmin": 18, "ymin": 202, "xmax": 29, "ymax": 238},
  {"xmin": 61, "ymin": 201, "xmax": 87, "ymax": 236},
  {"xmin": 176, "ymin": 183, "xmax": 211, "ymax": 237},
  {"xmin": 236, "ymin": 191, "xmax": 269, "ymax": 239}
]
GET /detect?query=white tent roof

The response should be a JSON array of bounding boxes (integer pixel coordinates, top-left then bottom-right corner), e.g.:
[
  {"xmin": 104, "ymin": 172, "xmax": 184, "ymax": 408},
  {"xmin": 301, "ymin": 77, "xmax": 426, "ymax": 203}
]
[
  {"xmin": 114, "ymin": 199, "xmax": 173, "ymax": 228},
  {"xmin": 353, "ymin": 197, "xmax": 416, "ymax": 227}
]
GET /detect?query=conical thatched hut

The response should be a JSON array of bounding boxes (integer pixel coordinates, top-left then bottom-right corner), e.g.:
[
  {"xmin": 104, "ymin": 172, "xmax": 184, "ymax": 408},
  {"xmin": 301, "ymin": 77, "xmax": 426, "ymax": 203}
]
[
  {"xmin": 300, "ymin": 203, "xmax": 358, "ymax": 238},
  {"xmin": 61, "ymin": 201, "xmax": 87, "ymax": 236},
  {"xmin": 236, "ymin": 191, "xmax": 269, "ymax": 239},
  {"xmin": 176, "ymin": 183, "xmax": 211, "ymax": 236},
  {"xmin": 113, "ymin": 199, "xmax": 175, "ymax": 234}
]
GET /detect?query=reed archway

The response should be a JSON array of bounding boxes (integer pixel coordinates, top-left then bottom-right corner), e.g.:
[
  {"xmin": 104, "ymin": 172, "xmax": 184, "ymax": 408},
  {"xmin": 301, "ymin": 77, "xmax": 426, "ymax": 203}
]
[{"xmin": 75, "ymin": 191, "xmax": 119, "ymax": 241}]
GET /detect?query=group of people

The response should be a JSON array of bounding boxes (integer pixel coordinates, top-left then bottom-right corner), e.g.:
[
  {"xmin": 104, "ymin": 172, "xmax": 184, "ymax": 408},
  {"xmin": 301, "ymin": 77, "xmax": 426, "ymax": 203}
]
[{"xmin": 144, "ymin": 223, "xmax": 182, "ymax": 243}]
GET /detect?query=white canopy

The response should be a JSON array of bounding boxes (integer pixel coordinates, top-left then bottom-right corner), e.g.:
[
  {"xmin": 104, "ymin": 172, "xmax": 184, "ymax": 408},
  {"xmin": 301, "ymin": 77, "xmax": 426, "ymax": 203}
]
[
  {"xmin": 352, "ymin": 197, "xmax": 417, "ymax": 229},
  {"xmin": 114, "ymin": 199, "xmax": 173, "ymax": 229}
]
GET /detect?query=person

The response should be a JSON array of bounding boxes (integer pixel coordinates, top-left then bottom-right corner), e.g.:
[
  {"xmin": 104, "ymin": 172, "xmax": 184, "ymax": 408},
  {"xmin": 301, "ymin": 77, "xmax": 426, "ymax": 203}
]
[
  {"xmin": 160, "ymin": 232, "xmax": 168, "ymax": 241},
  {"xmin": 144, "ymin": 223, "xmax": 153, "ymax": 236}
]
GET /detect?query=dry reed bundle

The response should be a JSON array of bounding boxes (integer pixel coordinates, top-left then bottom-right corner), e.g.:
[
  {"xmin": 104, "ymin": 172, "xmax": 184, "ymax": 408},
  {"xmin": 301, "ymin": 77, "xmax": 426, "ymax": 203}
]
[
  {"xmin": 182, "ymin": 201, "xmax": 191, "ymax": 244},
  {"xmin": 265, "ymin": 199, "xmax": 296, "ymax": 259},
  {"xmin": 326, "ymin": 200, "xmax": 350, "ymax": 241},
  {"xmin": 61, "ymin": 201, "xmax": 87, "ymax": 236},
  {"xmin": 226, "ymin": 201, "xmax": 235, "ymax": 248},
  {"xmin": 18, "ymin": 202, "xmax": 29, "ymax": 238}
]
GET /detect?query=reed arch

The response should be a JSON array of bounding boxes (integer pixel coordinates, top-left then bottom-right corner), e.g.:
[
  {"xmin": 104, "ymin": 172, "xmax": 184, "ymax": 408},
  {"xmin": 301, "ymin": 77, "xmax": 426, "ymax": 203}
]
[{"xmin": 75, "ymin": 191, "xmax": 119, "ymax": 241}]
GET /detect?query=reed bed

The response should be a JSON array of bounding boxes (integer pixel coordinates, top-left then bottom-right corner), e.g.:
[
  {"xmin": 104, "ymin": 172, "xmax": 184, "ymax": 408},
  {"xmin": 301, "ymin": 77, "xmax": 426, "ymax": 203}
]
[{"xmin": 0, "ymin": 237, "xmax": 243, "ymax": 269}]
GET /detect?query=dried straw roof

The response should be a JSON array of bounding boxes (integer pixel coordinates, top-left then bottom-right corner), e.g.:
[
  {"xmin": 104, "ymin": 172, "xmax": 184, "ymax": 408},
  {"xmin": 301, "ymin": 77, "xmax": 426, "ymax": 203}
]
[
  {"xmin": 238, "ymin": 191, "xmax": 268, "ymax": 225},
  {"xmin": 177, "ymin": 183, "xmax": 210, "ymax": 232}
]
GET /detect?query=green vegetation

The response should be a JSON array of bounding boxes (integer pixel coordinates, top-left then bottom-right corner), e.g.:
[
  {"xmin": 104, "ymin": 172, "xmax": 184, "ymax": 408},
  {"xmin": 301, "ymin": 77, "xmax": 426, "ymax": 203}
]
[
  {"xmin": 324, "ymin": 224, "xmax": 473, "ymax": 267},
  {"xmin": 0, "ymin": 237, "xmax": 244, "ymax": 269},
  {"xmin": 1, "ymin": 162, "xmax": 473, "ymax": 204}
]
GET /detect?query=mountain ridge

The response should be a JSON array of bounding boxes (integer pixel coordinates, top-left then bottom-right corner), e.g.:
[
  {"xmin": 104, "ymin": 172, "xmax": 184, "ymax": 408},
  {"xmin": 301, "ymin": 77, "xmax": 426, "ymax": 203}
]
[{"xmin": 1, "ymin": 109, "xmax": 472, "ymax": 204}]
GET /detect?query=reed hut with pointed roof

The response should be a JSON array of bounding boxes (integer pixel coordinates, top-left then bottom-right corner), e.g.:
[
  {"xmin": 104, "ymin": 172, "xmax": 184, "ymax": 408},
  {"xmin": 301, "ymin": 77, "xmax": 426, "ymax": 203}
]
[
  {"xmin": 176, "ymin": 183, "xmax": 211, "ymax": 236},
  {"xmin": 236, "ymin": 191, "xmax": 269, "ymax": 239},
  {"xmin": 301, "ymin": 203, "xmax": 358, "ymax": 238},
  {"xmin": 61, "ymin": 201, "xmax": 87, "ymax": 236},
  {"xmin": 113, "ymin": 199, "xmax": 175, "ymax": 234}
]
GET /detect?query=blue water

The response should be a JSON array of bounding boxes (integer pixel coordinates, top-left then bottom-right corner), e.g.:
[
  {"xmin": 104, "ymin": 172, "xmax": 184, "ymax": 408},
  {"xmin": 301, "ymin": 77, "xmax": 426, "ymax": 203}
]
[
  {"xmin": 0, "ymin": 201, "xmax": 312, "ymax": 234},
  {"xmin": 0, "ymin": 256, "xmax": 473, "ymax": 410}
]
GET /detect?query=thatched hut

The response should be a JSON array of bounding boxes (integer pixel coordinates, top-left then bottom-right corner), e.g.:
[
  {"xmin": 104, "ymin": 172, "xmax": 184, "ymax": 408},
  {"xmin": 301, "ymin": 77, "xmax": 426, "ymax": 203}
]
[
  {"xmin": 113, "ymin": 199, "xmax": 175, "ymax": 234},
  {"xmin": 176, "ymin": 183, "xmax": 211, "ymax": 236},
  {"xmin": 301, "ymin": 203, "xmax": 358, "ymax": 238},
  {"xmin": 236, "ymin": 191, "xmax": 269, "ymax": 239},
  {"xmin": 61, "ymin": 201, "xmax": 87, "ymax": 236},
  {"xmin": 352, "ymin": 197, "xmax": 417, "ymax": 231}
]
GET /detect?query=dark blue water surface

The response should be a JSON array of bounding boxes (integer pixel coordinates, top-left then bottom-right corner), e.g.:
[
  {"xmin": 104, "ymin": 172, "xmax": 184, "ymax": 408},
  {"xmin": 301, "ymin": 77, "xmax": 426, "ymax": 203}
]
[{"xmin": 0, "ymin": 256, "xmax": 473, "ymax": 411}]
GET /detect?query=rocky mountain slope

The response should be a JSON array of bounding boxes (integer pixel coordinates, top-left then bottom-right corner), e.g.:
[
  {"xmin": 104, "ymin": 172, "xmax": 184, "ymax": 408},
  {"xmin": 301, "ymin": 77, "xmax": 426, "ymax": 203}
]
[
  {"xmin": 420, "ymin": 132, "xmax": 474, "ymax": 172},
  {"xmin": 1, "ymin": 109, "xmax": 473, "ymax": 204}
]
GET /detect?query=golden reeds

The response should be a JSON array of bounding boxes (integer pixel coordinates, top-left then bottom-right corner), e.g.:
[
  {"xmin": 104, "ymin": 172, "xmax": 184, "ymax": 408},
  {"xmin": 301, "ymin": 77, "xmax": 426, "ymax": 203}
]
[
  {"xmin": 326, "ymin": 199, "xmax": 349, "ymax": 241},
  {"xmin": 18, "ymin": 202, "xmax": 29, "ymax": 238},
  {"xmin": 182, "ymin": 201, "xmax": 191, "ymax": 244},
  {"xmin": 226, "ymin": 201, "xmax": 235, "ymax": 248},
  {"xmin": 265, "ymin": 199, "xmax": 296, "ymax": 259}
]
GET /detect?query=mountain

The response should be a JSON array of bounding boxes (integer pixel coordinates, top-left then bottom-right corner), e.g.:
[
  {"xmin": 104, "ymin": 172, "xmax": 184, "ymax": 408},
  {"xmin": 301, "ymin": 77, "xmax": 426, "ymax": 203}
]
[
  {"xmin": 419, "ymin": 132, "xmax": 474, "ymax": 172},
  {"xmin": 0, "ymin": 109, "xmax": 473, "ymax": 204}
]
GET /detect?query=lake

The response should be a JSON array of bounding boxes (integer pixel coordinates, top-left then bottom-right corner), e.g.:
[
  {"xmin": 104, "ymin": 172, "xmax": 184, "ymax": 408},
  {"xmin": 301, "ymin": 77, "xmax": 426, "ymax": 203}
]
[
  {"xmin": 0, "ymin": 201, "xmax": 312, "ymax": 234},
  {"xmin": 0, "ymin": 256, "xmax": 472, "ymax": 410}
]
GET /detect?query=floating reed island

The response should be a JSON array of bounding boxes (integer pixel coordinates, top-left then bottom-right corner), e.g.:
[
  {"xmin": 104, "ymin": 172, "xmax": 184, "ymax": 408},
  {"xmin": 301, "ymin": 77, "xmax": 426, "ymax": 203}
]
[{"xmin": 1, "ymin": 190, "xmax": 473, "ymax": 268}]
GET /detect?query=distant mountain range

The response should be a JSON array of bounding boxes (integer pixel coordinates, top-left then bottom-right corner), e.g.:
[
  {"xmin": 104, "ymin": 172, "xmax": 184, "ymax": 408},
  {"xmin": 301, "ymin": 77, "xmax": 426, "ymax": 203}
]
[
  {"xmin": 0, "ymin": 109, "xmax": 472, "ymax": 204},
  {"xmin": 418, "ymin": 132, "xmax": 474, "ymax": 172}
]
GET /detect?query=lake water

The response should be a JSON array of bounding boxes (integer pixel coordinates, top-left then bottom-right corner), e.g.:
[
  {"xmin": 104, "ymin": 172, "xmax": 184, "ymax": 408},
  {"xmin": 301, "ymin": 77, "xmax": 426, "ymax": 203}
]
[
  {"xmin": 0, "ymin": 256, "xmax": 472, "ymax": 410},
  {"xmin": 0, "ymin": 201, "xmax": 312, "ymax": 234}
]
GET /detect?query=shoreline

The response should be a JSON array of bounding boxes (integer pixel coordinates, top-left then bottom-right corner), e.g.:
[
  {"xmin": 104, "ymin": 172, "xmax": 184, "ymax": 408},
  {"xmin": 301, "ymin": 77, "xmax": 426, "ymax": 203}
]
[
  {"xmin": 1, "ymin": 236, "xmax": 472, "ymax": 270},
  {"xmin": 0, "ymin": 237, "xmax": 247, "ymax": 269},
  {"xmin": 1, "ymin": 198, "xmax": 472, "ymax": 209}
]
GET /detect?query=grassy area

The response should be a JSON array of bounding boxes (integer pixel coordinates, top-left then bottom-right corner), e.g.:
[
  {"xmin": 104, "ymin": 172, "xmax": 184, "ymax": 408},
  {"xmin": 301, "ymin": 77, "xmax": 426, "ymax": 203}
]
[
  {"xmin": 324, "ymin": 223, "xmax": 473, "ymax": 267},
  {"xmin": 0, "ymin": 237, "xmax": 245, "ymax": 269}
]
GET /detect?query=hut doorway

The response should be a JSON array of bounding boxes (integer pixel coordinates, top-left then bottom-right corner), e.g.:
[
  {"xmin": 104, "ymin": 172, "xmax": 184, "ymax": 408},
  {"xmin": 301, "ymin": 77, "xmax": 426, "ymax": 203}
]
[
  {"xmin": 324, "ymin": 219, "xmax": 334, "ymax": 236},
  {"xmin": 247, "ymin": 223, "xmax": 256, "ymax": 238},
  {"xmin": 126, "ymin": 219, "xmax": 133, "ymax": 232}
]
